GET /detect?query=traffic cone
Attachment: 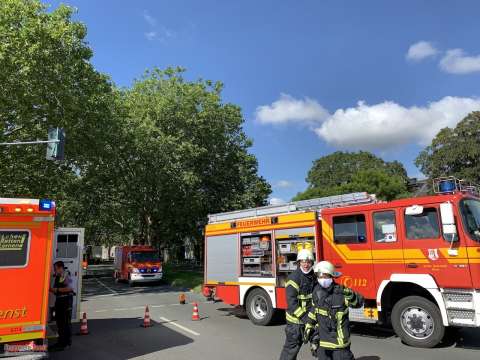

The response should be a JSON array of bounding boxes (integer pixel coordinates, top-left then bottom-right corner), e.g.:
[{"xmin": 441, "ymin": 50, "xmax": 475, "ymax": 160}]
[
  {"xmin": 191, "ymin": 302, "xmax": 200, "ymax": 321},
  {"xmin": 179, "ymin": 293, "xmax": 186, "ymax": 304},
  {"xmin": 80, "ymin": 312, "xmax": 89, "ymax": 335},
  {"xmin": 141, "ymin": 305, "xmax": 153, "ymax": 328}
]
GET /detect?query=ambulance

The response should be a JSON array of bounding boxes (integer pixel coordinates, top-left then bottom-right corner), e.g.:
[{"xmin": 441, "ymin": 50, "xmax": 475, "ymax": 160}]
[
  {"xmin": 203, "ymin": 178, "xmax": 480, "ymax": 348},
  {"xmin": 0, "ymin": 198, "xmax": 55, "ymax": 357}
]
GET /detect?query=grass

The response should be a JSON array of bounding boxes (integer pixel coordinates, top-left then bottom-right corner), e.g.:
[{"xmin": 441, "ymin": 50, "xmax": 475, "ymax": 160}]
[{"xmin": 163, "ymin": 264, "xmax": 204, "ymax": 293}]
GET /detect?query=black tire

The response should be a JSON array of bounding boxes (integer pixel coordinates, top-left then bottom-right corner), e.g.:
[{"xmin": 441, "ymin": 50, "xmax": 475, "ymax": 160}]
[
  {"xmin": 391, "ymin": 295, "xmax": 445, "ymax": 348},
  {"xmin": 245, "ymin": 288, "xmax": 274, "ymax": 326}
]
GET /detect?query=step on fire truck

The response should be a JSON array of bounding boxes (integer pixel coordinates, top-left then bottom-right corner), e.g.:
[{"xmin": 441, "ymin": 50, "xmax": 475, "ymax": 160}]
[{"xmin": 203, "ymin": 177, "xmax": 480, "ymax": 348}]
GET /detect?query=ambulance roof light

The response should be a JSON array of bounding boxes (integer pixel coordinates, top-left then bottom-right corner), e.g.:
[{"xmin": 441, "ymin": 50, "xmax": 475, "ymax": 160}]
[{"xmin": 39, "ymin": 199, "xmax": 55, "ymax": 211}]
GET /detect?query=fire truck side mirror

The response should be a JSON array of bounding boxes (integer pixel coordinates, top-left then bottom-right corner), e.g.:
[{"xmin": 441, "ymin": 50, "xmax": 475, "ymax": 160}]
[{"xmin": 440, "ymin": 202, "xmax": 458, "ymax": 242}]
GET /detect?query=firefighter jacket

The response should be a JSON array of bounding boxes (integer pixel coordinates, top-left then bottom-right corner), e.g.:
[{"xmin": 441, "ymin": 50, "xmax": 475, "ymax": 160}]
[
  {"xmin": 285, "ymin": 268, "xmax": 316, "ymax": 325},
  {"xmin": 305, "ymin": 282, "xmax": 364, "ymax": 349}
]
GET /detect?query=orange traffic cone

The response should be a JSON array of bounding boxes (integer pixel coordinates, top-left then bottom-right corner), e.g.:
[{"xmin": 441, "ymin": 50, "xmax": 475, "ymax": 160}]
[
  {"xmin": 191, "ymin": 302, "xmax": 200, "ymax": 321},
  {"xmin": 179, "ymin": 293, "xmax": 186, "ymax": 305},
  {"xmin": 80, "ymin": 312, "xmax": 89, "ymax": 335},
  {"xmin": 141, "ymin": 305, "xmax": 153, "ymax": 328}
]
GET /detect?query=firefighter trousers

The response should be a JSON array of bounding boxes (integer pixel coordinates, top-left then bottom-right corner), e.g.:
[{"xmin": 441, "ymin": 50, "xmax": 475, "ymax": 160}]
[
  {"xmin": 316, "ymin": 346, "xmax": 355, "ymax": 360},
  {"xmin": 279, "ymin": 323, "xmax": 304, "ymax": 360}
]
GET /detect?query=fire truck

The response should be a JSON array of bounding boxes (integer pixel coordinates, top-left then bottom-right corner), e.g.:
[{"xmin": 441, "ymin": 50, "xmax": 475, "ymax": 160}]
[
  {"xmin": 0, "ymin": 198, "xmax": 56, "ymax": 357},
  {"xmin": 114, "ymin": 245, "xmax": 163, "ymax": 286},
  {"xmin": 203, "ymin": 178, "xmax": 480, "ymax": 348}
]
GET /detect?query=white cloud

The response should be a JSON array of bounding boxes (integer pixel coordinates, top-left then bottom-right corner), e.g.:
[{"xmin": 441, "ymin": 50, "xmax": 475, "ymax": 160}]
[
  {"xmin": 406, "ymin": 41, "xmax": 439, "ymax": 61},
  {"xmin": 315, "ymin": 96, "xmax": 480, "ymax": 150},
  {"xmin": 145, "ymin": 31, "xmax": 157, "ymax": 41},
  {"xmin": 269, "ymin": 197, "xmax": 286, "ymax": 205},
  {"xmin": 255, "ymin": 94, "xmax": 329, "ymax": 125},
  {"xmin": 143, "ymin": 11, "xmax": 157, "ymax": 27},
  {"xmin": 274, "ymin": 180, "xmax": 293, "ymax": 189},
  {"xmin": 440, "ymin": 49, "xmax": 480, "ymax": 74}
]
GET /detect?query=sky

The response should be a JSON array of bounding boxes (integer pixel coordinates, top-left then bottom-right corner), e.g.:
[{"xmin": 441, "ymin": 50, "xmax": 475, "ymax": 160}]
[{"xmin": 45, "ymin": 0, "xmax": 480, "ymax": 204}]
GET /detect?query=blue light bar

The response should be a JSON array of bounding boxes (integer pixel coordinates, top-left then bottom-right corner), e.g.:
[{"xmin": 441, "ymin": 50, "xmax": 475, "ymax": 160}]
[
  {"xmin": 39, "ymin": 199, "xmax": 55, "ymax": 211},
  {"xmin": 439, "ymin": 180, "xmax": 456, "ymax": 193}
]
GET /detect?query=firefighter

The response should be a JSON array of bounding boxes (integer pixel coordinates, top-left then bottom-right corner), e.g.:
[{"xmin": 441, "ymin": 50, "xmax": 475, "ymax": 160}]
[
  {"xmin": 303, "ymin": 261, "xmax": 364, "ymax": 360},
  {"xmin": 49, "ymin": 261, "xmax": 74, "ymax": 351},
  {"xmin": 279, "ymin": 248, "xmax": 316, "ymax": 360}
]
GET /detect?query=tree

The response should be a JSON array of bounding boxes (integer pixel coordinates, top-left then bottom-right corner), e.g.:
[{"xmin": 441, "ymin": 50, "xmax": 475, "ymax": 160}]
[
  {"xmin": 294, "ymin": 151, "xmax": 408, "ymax": 201},
  {"xmin": 416, "ymin": 111, "xmax": 480, "ymax": 184},
  {"xmin": 0, "ymin": 0, "xmax": 116, "ymax": 208}
]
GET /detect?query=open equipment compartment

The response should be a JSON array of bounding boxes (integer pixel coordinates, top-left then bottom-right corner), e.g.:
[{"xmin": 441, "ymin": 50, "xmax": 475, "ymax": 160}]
[
  {"xmin": 275, "ymin": 227, "xmax": 316, "ymax": 286},
  {"xmin": 241, "ymin": 233, "xmax": 273, "ymax": 277}
]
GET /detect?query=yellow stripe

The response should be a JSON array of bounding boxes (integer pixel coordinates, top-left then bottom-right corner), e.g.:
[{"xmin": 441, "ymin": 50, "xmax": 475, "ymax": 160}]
[
  {"xmin": 285, "ymin": 280, "xmax": 299, "ymax": 291},
  {"xmin": 0, "ymin": 321, "xmax": 41, "ymax": 329},
  {"xmin": 285, "ymin": 312, "xmax": 302, "ymax": 324},
  {"xmin": 0, "ymin": 331, "xmax": 43, "ymax": 343},
  {"xmin": 467, "ymin": 247, "xmax": 480, "ymax": 259},
  {"xmin": 275, "ymin": 232, "xmax": 315, "ymax": 239}
]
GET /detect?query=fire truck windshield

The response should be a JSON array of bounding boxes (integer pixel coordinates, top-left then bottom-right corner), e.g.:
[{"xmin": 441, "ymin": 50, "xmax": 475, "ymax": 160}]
[
  {"xmin": 131, "ymin": 251, "xmax": 160, "ymax": 262},
  {"xmin": 460, "ymin": 199, "xmax": 480, "ymax": 242}
]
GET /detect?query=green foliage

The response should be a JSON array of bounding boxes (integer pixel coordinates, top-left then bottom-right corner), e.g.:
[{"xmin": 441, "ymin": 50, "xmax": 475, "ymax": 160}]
[
  {"xmin": 416, "ymin": 111, "xmax": 480, "ymax": 184},
  {"xmin": 0, "ymin": 1, "xmax": 270, "ymax": 256},
  {"xmin": 295, "ymin": 151, "xmax": 409, "ymax": 201}
]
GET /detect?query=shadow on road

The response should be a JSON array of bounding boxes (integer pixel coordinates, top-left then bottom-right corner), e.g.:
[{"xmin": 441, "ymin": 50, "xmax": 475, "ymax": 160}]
[
  {"xmin": 49, "ymin": 317, "xmax": 193, "ymax": 360},
  {"xmin": 357, "ymin": 357, "xmax": 381, "ymax": 360},
  {"xmin": 438, "ymin": 327, "xmax": 480, "ymax": 350}
]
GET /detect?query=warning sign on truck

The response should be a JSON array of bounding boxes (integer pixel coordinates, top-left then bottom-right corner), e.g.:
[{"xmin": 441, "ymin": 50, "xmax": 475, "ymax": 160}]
[{"xmin": 0, "ymin": 231, "xmax": 29, "ymax": 267}]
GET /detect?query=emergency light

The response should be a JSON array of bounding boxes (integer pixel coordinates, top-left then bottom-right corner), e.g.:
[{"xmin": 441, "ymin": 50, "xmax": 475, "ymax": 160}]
[
  {"xmin": 39, "ymin": 199, "xmax": 54, "ymax": 211},
  {"xmin": 439, "ymin": 180, "xmax": 456, "ymax": 193}
]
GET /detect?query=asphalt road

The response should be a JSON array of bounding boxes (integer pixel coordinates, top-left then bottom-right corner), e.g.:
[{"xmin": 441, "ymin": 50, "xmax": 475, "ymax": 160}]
[{"xmin": 49, "ymin": 277, "xmax": 480, "ymax": 360}]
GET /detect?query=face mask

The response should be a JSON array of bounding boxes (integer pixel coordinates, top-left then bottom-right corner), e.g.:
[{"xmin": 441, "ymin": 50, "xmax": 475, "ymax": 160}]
[
  {"xmin": 318, "ymin": 278, "xmax": 333, "ymax": 288},
  {"xmin": 301, "ymin": 266, "xmax": 312, "ymax": 274}
]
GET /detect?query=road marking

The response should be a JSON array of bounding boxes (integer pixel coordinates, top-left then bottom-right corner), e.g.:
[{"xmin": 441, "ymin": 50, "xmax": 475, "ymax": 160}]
[
  {"xmin": 159, "ymin": 316, "xmax": 200, "ymax": 336},
  {"xmin": 95, "ymin": 278, "xmax": 119, "ymax": 295}
]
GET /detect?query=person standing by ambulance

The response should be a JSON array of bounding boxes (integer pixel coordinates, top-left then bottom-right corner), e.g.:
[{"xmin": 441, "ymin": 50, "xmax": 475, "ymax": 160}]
[
  {"xmin": 279, "ymin": 249, "xmax": 316, "ymax": 360},
  {"xmin": 303, "ymin": 261, "xmax": 364, "ymax": 360},
  {"xmin": 49, "ymin": 261, "xmax": 74, "ymax": 351}
]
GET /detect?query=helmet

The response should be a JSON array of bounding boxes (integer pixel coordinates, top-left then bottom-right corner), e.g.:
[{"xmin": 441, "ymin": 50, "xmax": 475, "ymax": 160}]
[
  {"xmin": 313, "ymin": 261, "xmax": 341, "ymax": 277},
  {"xmin": 296, "ymin": 249, "xmax": 314, "ymax": 262}
]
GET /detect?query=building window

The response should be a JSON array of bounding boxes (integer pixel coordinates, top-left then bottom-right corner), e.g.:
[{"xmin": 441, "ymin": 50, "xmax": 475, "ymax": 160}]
[{"xmin": 333, "ymin": 215, "xmax": 367, "ymax": 244}]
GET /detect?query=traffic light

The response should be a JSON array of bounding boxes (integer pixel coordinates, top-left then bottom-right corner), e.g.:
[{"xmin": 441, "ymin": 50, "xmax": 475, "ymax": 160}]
[{"xmin": 46, "ymin": 127, "xmax": 65, "ymax": 161}]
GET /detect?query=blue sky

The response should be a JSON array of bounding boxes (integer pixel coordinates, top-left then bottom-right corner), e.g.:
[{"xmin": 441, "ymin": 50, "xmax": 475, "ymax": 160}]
[{"xmin": 46, "ymin": 0, "xmax": 480, "ymax": 204}]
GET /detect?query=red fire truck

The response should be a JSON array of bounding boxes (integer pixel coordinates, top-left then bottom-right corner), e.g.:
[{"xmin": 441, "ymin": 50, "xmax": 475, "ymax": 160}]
[
  {"xmin": 203, "ymin": 178, "xmax": 480, "ymax": 348},
  {"xmin": 0, "ymin": 198, "xmax": 56, "ymax": 357},
  {"xmin": 114, "ymin": 245, "xmax": 163, "ymax": 286}
]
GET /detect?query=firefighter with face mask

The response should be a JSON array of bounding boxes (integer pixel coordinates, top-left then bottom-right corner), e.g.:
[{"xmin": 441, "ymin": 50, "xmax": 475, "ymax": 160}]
[
  {"xmin": 279, "ymin": 249, "xmax": 316, "ymax": 360},
  {"xmin": 303, "ymin": 261, "xmax": 364, "ymax": 360}
]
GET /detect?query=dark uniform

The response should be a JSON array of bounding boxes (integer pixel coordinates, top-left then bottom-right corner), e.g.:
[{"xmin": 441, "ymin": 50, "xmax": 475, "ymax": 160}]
[
  {"xmin": 54, "ymin": 273, "xmax": 73, "ymax": 348},
  {"xmin": 279, "ymin": 268, "xmax": 316, "ymax": 360},
  {"xmin": 305, "ymin": 282, "xmax": 364, "ymax": 360}
]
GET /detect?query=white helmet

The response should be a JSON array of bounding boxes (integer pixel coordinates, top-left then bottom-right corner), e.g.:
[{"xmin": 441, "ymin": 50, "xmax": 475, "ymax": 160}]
[
  {"xmin": 313, "ymin": 261, "xmax": 341, "ymax": 277},
  {"xmin": 297, "ymin": 249, "xmax": 314, "ymax": 262}
]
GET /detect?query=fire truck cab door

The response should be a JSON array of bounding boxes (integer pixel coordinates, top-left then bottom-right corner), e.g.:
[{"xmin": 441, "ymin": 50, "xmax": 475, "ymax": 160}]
[
  {"xmin": 50, "ymin": 228, "xmax": 84, "ymax": 322},
  {"xmin": 323, "ymin": 212, "xmax": 376, "ymax": 299},
  {"xmin": 401, "ymin": 205, "xmax": 472, "ymax": 289}
]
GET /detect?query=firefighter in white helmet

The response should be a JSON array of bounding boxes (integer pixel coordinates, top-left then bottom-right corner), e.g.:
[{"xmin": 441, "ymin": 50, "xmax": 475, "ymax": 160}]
[
  {"xmin": 303, "ymin": 261, "xmax": 364, "ymax": 360},
  {"xmin": 279, "ymin": 249, "xmax": 316, "ymax": 360}
]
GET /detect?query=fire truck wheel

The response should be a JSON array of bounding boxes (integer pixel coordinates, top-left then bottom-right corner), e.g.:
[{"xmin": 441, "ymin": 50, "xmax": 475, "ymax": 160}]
[
  {"xmin": 246, "ymin": 288, "xmax": 274, "ymax": 326},
  {"xmin": 391, "ymin": 296, "xmax": 445, "ymax": 348}
]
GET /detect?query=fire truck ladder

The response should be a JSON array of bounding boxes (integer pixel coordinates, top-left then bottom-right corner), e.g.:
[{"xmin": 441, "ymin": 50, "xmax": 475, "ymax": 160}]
[{"xmin": 208, "ymin": 192, "xmax": 377, "ymax": 224}]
